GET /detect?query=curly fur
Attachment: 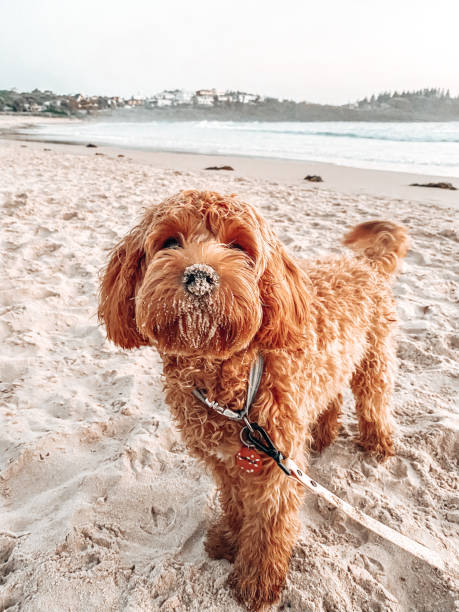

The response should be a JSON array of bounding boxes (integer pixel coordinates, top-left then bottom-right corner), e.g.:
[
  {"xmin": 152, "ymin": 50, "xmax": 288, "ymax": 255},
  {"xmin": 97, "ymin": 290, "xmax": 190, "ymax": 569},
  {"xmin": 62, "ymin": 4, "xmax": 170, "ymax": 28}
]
[{"xmin": 98, "ymin": 189, "xmax": 409, "ymax": 611}]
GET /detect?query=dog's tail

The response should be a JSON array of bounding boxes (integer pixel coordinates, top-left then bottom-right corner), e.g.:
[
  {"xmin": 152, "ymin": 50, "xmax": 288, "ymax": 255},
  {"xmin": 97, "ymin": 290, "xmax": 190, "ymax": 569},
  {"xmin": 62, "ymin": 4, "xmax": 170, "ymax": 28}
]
[{"xmin": 343, "ymin": 221, "xmax": 409, "ymax": 276}]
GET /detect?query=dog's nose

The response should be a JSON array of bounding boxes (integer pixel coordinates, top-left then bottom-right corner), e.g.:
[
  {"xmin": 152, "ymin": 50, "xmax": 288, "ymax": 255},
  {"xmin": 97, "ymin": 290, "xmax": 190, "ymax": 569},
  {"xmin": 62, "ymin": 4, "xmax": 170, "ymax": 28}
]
[{"xmin": 183, "ymin": 264, "xmax": 219, "ymax": 297}]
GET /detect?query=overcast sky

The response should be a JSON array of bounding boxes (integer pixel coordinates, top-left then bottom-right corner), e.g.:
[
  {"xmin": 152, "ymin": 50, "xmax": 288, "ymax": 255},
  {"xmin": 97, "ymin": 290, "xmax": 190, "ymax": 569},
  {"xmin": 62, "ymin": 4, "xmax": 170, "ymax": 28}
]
[{"xmin": 1, "ymin": 0, "xmax": 458, "ymax": 104}]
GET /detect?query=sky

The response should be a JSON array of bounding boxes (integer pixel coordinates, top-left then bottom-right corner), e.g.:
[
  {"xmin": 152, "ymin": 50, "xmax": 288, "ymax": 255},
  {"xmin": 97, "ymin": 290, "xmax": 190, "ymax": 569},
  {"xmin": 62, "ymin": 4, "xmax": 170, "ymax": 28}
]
[{"xmin": 1, "ymin": 0, "xmax": 459, "ymax": 105}]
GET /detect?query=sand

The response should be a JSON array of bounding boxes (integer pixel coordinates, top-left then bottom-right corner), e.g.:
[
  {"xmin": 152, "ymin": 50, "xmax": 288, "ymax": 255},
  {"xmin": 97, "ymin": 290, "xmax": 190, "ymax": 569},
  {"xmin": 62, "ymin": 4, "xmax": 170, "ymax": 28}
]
[{"xmin": 0, "ymin": 121, "xmax": 458, "ymax": 611}]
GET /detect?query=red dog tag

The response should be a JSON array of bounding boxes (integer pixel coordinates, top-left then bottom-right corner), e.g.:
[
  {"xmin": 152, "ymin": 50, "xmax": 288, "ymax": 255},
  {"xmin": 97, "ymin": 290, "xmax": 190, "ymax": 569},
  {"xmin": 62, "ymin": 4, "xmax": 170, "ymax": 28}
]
[{"xmin": 236, "ymin": 447, "xmax": 263, "ymax": 474}]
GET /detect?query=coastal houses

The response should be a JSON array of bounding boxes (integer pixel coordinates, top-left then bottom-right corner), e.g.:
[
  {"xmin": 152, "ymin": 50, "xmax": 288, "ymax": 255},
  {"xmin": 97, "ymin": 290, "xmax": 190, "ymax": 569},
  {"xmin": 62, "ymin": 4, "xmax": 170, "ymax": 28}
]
[
  {"xmin": 141, "ymin": 89, "xmax": 264, "ymax": 108},
  {"xmin": 195, "ymin": 89, "xmax": 217, "ymax": 105},
  {"xmin": 0, "ymin": 87, "xmax": 265, "ymax": 115},
  {"xmin": 145, "ymin": 90, "xmax": 193, "ymax": 107}
]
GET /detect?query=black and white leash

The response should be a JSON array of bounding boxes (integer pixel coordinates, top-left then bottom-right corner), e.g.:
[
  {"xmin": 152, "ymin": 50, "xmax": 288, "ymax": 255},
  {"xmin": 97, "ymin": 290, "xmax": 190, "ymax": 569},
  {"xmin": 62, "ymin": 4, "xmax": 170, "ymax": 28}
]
[{"xmin": 192, "ymin": 354, "xmax": 457, "ymax": 575}]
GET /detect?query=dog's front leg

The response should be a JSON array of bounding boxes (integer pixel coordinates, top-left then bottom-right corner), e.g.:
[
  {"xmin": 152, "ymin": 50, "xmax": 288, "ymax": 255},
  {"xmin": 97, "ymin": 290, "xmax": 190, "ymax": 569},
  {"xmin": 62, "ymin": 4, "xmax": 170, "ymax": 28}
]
[
  {"xmin": 228, "ymin": 460, "xmax": 305, "ymax": 611},
  {"xmin": 205, "ymin": 460, "xmax": 244, "ymax": 562}
]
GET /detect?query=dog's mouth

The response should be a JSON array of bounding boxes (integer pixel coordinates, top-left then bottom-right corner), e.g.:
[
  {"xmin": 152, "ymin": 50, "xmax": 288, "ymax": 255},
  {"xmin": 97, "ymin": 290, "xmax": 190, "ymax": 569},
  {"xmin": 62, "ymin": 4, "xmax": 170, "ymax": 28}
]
[
  {"xmin": 136, "ymin": 281, "xmax": 230, "ymax": 355},
  {"xmin": 171, "ymin": 288, "xmax": 224, "ymax": 350}
]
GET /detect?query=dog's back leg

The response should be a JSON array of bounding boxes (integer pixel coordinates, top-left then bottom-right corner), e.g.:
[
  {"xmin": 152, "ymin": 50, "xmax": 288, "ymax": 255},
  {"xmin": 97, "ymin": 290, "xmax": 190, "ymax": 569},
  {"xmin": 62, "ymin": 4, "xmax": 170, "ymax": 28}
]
[
  {"xmin": 311, "ymin": 394, "xmax": 342, "ymax": 452},
  {"xmin": 350, "ymin": 332, "xmax": 396, "ymax": 459}
]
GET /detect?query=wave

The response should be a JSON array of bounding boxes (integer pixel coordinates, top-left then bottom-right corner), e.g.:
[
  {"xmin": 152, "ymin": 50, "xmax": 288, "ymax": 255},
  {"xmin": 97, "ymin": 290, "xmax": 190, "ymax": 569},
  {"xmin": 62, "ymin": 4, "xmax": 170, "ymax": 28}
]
[
  {"xmin": 32, "ymin": 119, "xmax": 459, "ymax": 143},
  {"xmin": 290, "ymin": 130, "xmax": 459, "ymax": 143},
  {"xmin": 193, "ymin": 122, "xmax": 459, "ymax": 143}
]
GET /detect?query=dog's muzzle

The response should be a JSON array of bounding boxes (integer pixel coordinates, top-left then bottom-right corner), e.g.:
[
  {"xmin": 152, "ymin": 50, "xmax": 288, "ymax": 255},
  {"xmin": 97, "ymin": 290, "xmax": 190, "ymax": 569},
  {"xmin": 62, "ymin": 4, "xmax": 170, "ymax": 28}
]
[{"xmin": 182, "ymin": 263, "xmax": 219, "ymax": 297}]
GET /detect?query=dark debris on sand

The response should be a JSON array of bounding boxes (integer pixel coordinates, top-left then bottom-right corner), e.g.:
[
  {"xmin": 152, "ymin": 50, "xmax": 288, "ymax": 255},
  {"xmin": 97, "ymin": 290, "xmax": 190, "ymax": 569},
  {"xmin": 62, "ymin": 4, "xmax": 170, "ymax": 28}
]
[
  {"xmin": 205, "ymin": 165, "xmax": 234, "ymax": 171},
  {"xmin": 410, "ymin": 182, "xmax": 457, "ymax": 190}
]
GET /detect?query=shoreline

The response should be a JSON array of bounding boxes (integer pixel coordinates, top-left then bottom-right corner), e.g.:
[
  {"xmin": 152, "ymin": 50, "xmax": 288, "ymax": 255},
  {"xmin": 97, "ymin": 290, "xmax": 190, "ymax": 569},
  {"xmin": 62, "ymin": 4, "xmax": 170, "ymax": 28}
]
[{"xmin": 1, "ymin": 115, "xmax": 458, "ymax": 208}]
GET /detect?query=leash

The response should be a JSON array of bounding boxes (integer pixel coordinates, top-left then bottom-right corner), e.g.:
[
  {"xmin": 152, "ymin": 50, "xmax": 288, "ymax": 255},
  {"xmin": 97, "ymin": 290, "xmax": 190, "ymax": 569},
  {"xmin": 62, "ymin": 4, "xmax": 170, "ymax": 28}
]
[
  {"xmin": 192, "ymin": 355, "xmax": 457, "ymax": 576},
  {"xmin": 284, "ymin": 457, "xmax": 455, "ymax": 574}
]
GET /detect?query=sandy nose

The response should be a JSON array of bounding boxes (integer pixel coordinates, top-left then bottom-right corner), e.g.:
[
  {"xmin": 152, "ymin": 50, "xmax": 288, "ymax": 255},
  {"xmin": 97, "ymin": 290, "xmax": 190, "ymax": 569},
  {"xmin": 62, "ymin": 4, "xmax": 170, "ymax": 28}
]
[{"xmin": 183, "ymin": 263, "xmax": 219, "ymax": 296}]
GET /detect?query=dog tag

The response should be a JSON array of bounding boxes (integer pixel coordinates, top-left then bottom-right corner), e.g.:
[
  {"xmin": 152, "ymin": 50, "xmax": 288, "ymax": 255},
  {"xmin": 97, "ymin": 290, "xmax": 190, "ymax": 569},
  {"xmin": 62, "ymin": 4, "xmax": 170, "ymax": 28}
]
[{"xmin": 236, "ymin": 447, "xmax": 262, "ymax": 474}]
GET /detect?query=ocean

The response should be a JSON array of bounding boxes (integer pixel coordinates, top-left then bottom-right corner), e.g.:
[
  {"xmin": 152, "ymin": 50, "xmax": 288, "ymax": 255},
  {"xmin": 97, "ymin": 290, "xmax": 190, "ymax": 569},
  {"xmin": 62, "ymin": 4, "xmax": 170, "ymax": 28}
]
[{"xmin": 20, "ymin": 119, "xmax": 459, "ymax": 177}]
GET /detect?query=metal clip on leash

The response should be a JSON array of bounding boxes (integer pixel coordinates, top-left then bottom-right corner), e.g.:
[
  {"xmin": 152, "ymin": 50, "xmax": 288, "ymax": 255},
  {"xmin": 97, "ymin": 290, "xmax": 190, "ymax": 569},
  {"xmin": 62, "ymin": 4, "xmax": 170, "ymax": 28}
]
[
  {"xmin": 193, "ymin": 354, "xmax": 265, "ymax": 422},
  {"xmin": 241, "ymin": 419, "xmax": 291, "ymax": 475}
]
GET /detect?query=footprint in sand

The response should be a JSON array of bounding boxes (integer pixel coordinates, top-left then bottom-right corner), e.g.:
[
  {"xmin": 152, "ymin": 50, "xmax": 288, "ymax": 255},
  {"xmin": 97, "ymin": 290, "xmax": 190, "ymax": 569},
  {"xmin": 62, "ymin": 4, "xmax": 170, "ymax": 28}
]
[
  {"xmin": 0, "ymin": 536, "xmax": 21, "ymax": 610},
  {"xmin": 0, "ymin": 320, "xmax": 12, "ymax": 342},
  {"xmin": 0, "ymin": 358, "xmax": 29, "ymax": 384},
  {"xmin": 146, "ymin": 506, "xmax": 176, "ymax": 533},
  {"xmin": 407, "ymin": 250, "xmax": 431, "ymax": 266}
]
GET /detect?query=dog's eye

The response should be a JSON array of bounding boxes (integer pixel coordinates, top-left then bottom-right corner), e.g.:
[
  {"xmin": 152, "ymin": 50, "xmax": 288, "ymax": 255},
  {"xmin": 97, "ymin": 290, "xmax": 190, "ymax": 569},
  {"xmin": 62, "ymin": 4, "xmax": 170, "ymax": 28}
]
[
  {"xmin": 229, "ymin": 242, "xmax": 245, "ymax": 252},
  {"xmin": 161, "ymin": 237, "xmax": 181, "ymax": 249}
]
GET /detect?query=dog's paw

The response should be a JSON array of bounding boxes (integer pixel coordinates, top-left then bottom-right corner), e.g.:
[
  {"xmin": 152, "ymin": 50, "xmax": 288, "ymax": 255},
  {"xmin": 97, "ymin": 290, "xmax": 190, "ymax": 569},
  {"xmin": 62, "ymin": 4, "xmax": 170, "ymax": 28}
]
[
  {"xmin": 310, "ymin": 398, "xmax": 342, "ymax": 453},
  {"xmin": 356, "ymin": 433, "xmax": 394, "ymax": 462},
  {"xmin": 204, "ymin": 522, "xmax": 237, "ymax": 562},
  {"xmin": 227, "ymin": 567, "xmax": 284, "ymax": 611}
]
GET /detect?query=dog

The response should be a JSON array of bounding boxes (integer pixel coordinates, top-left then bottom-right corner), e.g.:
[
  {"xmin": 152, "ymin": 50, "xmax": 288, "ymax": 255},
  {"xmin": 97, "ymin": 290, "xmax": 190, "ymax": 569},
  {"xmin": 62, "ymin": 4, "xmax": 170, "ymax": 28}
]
[{"xmin": 98, "ymin": 189, "xmax": 409, "ymax": 611}]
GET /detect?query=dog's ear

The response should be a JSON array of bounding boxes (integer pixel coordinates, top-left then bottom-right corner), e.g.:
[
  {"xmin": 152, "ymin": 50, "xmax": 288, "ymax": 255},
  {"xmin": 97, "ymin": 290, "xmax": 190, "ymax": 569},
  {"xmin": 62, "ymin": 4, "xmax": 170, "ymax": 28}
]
[
  {"xmin": 256, "ymin": 243, "xmax": 310, "ymax": 348},
  {"xmin": 98, "ymin": 228, "xmax": 148, "ymax": 349}
]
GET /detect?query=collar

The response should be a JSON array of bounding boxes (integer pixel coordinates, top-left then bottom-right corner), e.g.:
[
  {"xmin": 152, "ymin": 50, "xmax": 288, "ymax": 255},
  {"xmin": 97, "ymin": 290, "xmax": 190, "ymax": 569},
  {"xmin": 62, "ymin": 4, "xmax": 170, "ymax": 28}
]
[{"xmin": 192, "ymin": 353, "xmax": 264, "ymax": 421}]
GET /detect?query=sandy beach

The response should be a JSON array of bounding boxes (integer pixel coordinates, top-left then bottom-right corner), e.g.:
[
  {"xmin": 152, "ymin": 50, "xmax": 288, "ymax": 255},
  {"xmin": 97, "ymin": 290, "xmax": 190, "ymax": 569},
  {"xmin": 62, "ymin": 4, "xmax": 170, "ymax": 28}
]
[
  {"xmin": 0, "ymin": 118, "xmax": 458, "ymax": 611},
  {"xmin": 1, "ymin": 115, "xmax": 459, "ymax": 209}
]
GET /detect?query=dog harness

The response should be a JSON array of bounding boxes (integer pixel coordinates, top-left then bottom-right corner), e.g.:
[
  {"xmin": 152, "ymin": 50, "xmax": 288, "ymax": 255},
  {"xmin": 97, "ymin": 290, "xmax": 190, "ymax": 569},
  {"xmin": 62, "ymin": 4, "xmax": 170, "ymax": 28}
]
[{"xmin": 191, "ymin": 354, "xmax": 455, "ymax": 575}]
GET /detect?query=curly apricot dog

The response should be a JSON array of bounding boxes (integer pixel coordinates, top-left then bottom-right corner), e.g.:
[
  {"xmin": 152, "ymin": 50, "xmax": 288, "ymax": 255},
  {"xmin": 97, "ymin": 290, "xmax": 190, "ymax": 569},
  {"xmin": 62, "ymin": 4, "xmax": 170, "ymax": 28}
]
[{"xmin": 99, "ymin": 190, "xmax": 409, "ymax": 611}]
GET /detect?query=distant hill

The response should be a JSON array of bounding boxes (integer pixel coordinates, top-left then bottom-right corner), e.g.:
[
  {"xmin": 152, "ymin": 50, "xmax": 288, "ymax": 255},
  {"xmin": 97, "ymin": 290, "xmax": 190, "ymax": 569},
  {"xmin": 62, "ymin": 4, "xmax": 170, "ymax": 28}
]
[
  {"xmin": 1, "ymin": 87, "xmax": 458, "ymax": 121},
  {"xmin": 348, "ymin": 88, "xmax": 459, "ymax": 121}
]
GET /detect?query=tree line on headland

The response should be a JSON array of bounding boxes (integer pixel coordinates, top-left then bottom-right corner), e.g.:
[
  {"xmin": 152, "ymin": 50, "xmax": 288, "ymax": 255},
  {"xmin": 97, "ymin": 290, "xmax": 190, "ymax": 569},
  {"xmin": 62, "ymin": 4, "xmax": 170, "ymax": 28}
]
[{"xmin": 1, "ymin": 87, "xmax": 458, "ymax": 122}]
